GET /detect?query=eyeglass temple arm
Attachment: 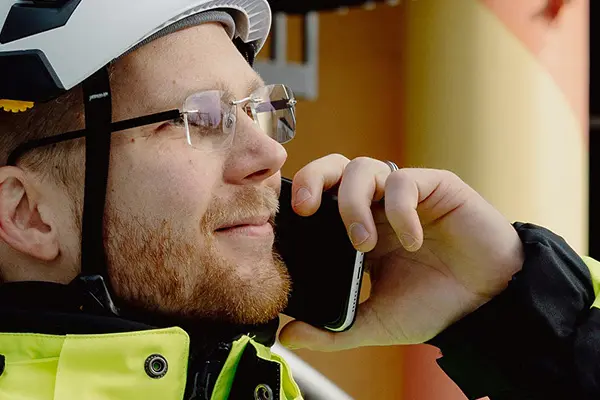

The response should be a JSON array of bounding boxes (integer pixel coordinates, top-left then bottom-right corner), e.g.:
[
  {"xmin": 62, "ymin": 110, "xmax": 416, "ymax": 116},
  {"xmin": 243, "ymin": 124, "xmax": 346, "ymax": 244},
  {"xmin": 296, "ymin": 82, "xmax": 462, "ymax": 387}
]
[
  {"xmin": 254, "ymin": 99, "xmax": 296, "ymax": 113},
  {"xmin": 7, "ymin": 109, "xmax": 182, "ymax": 166}
]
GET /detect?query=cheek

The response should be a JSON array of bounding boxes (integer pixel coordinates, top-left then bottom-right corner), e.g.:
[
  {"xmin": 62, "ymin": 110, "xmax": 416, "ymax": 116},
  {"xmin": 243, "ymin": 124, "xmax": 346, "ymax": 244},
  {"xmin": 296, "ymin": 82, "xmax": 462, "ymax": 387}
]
[{"xmin": 107, "ymin": 141, "xmax": 222, "ymax": 222}]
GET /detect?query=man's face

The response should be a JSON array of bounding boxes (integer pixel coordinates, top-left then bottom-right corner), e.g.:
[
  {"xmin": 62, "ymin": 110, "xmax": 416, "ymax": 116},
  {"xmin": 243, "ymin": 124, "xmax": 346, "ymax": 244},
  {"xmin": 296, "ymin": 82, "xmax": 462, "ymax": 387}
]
[{"xmin": 103, "ymin": 22, "xmax": 291, "ymax": 325}]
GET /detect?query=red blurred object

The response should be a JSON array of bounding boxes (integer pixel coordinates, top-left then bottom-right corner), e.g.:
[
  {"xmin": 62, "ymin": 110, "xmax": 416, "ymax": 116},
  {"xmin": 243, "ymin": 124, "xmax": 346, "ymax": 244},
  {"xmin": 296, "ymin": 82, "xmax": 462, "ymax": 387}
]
[{"xmin": 539, "ymin": 0, "xmax": 570, "ymax": 21}]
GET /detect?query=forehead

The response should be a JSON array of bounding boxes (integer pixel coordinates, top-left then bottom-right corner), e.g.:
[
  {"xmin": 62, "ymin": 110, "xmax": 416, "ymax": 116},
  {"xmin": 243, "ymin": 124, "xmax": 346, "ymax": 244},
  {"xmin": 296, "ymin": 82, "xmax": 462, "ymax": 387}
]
[{"xmin": 110, "ymin": 22, "xmax": 263, "ymax": 120}]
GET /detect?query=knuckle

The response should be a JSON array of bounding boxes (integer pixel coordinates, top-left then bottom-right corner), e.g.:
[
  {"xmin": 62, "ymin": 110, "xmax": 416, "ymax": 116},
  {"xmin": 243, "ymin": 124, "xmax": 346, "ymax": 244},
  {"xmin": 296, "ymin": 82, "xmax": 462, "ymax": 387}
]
[
  {"xmin": 388, "ymin": 168, "xmax": 412, "ymax": 183},
  {"xmin": 346, "ymin": 156, "xmax": 374, "ymax": 172},
  {"xmin": 352, "ymin": 156, "xmax": 372, "ymax": 164},
  {"xmin": 328, "ymin": 153, "xmax": 351, "ymax": 165},
  {"xmin": 439, "ymin": 169, "xmax": 463, "ymax": 184},
  {"xmin": 353, "ymin": 156, "xmax": 374, "ymax": 167}
]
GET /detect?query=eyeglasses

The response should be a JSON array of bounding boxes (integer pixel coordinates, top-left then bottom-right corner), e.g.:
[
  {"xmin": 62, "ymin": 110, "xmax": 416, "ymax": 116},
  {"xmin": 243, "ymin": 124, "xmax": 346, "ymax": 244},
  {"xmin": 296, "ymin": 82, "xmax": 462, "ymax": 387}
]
[{"xmin": 7, "ymin": 83, "xmax": 297, "ymax": 165}]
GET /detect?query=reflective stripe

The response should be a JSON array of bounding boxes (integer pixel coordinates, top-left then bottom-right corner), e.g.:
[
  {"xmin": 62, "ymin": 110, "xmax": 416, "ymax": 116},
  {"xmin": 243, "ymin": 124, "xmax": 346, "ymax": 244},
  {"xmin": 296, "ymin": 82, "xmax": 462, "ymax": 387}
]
[{"xmin": 582, "ymin": 256, "xmax": 600, "ymax": 309}]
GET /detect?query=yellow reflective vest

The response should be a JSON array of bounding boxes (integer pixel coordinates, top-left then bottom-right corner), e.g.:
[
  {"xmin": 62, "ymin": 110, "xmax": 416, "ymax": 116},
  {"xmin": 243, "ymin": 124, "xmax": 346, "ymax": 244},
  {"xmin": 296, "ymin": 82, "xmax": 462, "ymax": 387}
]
[{"xmin": 0, "ymin": 327, "xmax": 302, "ymax": 399}]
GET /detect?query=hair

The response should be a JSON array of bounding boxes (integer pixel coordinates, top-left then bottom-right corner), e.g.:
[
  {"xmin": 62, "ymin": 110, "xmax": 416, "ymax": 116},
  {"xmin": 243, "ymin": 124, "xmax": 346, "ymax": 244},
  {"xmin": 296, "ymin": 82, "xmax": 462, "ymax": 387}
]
[
  {"xmin": 0, "ymin": 87, "xmax": 90, "ymax": 219},
  {"xmin": 1, "ymin": 88, "xmax": 83, "ymax": 171}
]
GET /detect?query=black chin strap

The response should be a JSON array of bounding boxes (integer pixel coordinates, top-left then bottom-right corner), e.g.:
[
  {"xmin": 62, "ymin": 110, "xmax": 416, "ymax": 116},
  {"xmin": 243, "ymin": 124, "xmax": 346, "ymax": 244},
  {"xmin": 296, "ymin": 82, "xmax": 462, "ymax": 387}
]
[{"xmin": 73, "ymin": 67, "xmax": 119, "ymax": 316}]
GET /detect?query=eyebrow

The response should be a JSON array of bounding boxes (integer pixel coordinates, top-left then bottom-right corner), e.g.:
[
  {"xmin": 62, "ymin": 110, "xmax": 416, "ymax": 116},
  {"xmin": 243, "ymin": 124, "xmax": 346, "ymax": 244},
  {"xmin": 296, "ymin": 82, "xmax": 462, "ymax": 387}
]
[
  {"xmin": 158, "ymin": 77, "xmax": 267, "ymax": 114},
  {"xmin": 246, "ymin": 77, "xmax": 266, "ymax": 96},
  {"xmin": 215, "ymin": 77, "xmax": 266, "ymax": 101}
]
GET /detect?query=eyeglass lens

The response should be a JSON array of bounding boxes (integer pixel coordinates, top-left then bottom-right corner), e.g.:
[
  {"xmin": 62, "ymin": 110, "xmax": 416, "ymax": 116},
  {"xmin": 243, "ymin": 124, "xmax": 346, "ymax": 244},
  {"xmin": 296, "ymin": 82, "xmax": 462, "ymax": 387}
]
[{"xmin": 182, "ymin": 84, "xmax": 296, "ymax": 151}]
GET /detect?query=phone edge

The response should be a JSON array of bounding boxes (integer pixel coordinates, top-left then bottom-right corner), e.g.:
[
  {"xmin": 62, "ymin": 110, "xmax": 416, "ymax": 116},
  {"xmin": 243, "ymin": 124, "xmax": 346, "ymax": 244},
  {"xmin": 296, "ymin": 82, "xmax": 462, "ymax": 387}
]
[{"xmin": 325, "ymin": 250, "xmax": 365, "ymax": 332}]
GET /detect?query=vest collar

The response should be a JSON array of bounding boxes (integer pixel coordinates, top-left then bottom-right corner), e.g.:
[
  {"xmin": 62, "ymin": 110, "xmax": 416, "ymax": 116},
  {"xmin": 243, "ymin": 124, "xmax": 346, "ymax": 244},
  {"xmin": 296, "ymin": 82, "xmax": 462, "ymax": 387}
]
[{"xmin": 0, "ymin": 281, "xmax": 279, "ymax": 356}]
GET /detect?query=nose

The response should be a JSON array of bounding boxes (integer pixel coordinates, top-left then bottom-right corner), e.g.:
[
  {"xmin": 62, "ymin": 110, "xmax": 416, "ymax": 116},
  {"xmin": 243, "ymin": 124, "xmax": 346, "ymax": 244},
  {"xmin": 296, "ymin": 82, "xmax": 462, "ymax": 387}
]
[{"xmin": 222, "ymin": 113, "xmax": 288, "ymax": 184}]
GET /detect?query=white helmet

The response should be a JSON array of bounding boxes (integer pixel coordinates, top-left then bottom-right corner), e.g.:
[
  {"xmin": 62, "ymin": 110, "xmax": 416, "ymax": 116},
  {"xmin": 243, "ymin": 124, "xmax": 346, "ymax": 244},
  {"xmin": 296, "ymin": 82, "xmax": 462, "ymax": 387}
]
[{"xmin": 0, "ymin": 0, "xmax": 271, "ymax": 104}]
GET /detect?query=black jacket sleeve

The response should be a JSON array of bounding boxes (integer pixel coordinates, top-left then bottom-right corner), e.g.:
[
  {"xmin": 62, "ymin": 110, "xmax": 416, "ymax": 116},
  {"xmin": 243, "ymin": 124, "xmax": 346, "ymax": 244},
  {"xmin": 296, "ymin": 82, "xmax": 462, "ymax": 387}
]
[{"xmin": 427, "ymin": 222, "xmax": 600, "ymax": 400}]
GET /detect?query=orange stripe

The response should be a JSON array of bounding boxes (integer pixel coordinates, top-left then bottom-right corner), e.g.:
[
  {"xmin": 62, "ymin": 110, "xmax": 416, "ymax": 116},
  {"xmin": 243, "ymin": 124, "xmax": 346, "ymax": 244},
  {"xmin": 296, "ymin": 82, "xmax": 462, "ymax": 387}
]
[{"xmin": 480, "ymin": 0, "xmax": 589, "ymax": 138}]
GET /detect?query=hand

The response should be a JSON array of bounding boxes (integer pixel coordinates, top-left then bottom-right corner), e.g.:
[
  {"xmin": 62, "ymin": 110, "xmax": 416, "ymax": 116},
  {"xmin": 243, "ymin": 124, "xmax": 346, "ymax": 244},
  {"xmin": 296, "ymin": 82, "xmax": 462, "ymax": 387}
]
[{"xmin": 278, "ymin": 155, "xmax": 525, "ymax": 351}]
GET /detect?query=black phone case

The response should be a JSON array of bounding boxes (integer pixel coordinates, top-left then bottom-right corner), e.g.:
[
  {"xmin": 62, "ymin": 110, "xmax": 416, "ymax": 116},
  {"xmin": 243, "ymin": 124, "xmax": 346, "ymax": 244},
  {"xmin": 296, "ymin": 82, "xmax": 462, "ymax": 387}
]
[{"xmin": 275, "ymin": 177, "xmax": 364, "ymax": 331}]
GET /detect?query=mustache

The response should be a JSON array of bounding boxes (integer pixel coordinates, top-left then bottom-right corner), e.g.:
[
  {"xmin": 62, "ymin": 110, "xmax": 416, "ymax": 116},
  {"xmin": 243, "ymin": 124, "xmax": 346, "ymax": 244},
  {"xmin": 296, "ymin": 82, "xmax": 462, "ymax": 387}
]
[{"xmin": 202, "ymin": 185, "xmax": 280, "ymax": 231}]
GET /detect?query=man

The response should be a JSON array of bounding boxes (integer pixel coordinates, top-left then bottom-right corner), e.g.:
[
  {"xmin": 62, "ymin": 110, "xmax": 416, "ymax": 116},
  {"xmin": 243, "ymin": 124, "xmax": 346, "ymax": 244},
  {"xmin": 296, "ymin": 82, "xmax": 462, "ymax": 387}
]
[{"xmin": 0, "ymin": 1, "xmax": 597, "ymax": 399}]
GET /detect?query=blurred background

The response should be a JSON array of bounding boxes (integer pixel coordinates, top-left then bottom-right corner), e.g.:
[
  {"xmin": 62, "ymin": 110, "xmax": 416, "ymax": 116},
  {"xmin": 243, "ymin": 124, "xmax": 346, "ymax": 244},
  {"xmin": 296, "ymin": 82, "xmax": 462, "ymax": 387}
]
[{"xmin": 257, "ymin": 0, "xmax": 591, "ymax": 398}]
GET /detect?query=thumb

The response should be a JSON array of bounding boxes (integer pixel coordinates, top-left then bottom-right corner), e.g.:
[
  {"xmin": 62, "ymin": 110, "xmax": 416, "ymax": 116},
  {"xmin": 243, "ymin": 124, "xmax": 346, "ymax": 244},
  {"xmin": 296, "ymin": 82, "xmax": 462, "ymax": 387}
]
[{"xmin": 278, "ymin": 302, "xmax": 395, "ymax": 351}]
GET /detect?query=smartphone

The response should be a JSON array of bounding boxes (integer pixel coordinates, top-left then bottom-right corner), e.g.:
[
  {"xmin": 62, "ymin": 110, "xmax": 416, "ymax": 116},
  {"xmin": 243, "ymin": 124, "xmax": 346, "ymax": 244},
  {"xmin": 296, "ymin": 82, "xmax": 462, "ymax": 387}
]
[{"xmin": 275, "ymin": 177, "xmax": 365, "ymax": 332}]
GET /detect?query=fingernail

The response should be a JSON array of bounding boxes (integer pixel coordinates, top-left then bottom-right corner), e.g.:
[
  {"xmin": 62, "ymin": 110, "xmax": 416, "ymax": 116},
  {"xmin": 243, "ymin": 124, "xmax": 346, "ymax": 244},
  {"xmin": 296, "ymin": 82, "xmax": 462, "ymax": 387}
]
[
  {"xmin": 400, "ymin": 233, "xmax": 418, "ymax": 251},
  {"xmin": 294, "ymin": 187, "xmax": 312, "ymax": 207},
  {"xmin": 349, "ymin": 223, "xmax": 370, "ymax": 246}
]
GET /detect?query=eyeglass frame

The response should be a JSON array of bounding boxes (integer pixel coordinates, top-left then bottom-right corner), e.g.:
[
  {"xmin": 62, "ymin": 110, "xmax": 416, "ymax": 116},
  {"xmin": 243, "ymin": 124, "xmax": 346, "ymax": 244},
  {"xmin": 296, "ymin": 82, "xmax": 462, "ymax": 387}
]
[{"xmin": 6, "ymin": 84, "xmax": 298, "ymax": 166}]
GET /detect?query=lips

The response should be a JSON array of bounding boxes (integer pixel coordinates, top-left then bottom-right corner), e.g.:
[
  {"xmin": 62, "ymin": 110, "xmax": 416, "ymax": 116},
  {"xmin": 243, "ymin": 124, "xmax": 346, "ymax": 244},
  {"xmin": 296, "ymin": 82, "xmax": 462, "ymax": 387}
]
[{"xmin": 215, "ymin": 215, "xmax": 271, "ymax": 232}]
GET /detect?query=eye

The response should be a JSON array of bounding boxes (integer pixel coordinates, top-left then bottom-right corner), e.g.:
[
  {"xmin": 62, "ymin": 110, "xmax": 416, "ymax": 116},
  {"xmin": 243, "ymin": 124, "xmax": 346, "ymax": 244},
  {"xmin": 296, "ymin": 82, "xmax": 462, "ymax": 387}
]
[
  {"xmin": 171, "ymin": 115, "xmax": 185, "ymax": 127},
  {"xmin": 155, "ymin": 116, "xmax": 184, "ymax": 132},
  {"xmin": 186, "ymin": 111, "xmax": 222, "ymax": 129}
]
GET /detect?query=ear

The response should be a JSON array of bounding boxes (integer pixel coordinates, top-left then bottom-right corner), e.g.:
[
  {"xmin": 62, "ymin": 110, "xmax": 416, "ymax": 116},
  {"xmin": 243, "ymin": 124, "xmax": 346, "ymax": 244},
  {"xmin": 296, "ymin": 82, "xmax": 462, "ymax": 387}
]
[{"xmin": 0, "ymin": 167, "xmax": 59, "ymax": 262}]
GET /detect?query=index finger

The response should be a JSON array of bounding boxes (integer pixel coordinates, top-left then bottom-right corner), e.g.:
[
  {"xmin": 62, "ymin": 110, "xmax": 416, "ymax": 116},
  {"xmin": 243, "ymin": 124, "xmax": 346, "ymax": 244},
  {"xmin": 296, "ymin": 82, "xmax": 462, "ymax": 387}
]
[{"xmin": 291, "ymin": 154, "xmax": 350, "ymax": 216}]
